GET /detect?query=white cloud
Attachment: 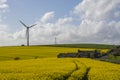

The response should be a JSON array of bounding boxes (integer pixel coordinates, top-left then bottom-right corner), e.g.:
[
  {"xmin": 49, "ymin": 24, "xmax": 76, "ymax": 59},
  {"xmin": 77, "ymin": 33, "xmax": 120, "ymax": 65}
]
[
  {"xmin": 41, "ymin": 11, "xmax": 54, "ymax": 22},
  {"xmin": 1, "ymin": 0, "xmax": 120, "ymax": 46},
  {"xmin": 0, "ymin": 4, "xmax": 8, "ymax": 9},
  {"xmin": 0, "ymin": 25, "xmax": 13, "ymax": 46},
  {"xmin": 0, "ymin": 0, "xmax": 8, "ymax": 22},
  {"xmin": 0, "ymin": 24, "xmax": 7, "ymax": 31},
  {"xmin": 0, "ymin": 0, "xmax": 7, "ymax": 3},
  {"xmin": 74, "ymin": 0, "xmax": 120, "ymax": 21},
  {"xmin": 0, "ymin": 0, "xmax": 8, "ymax": 9},
  {"xmin": 71, "ymin": 0, "xmax": 120, "ymax": 44},
  {"xmin": 57, "ymin": 17, "xmax": 73, "ymax": 25}
]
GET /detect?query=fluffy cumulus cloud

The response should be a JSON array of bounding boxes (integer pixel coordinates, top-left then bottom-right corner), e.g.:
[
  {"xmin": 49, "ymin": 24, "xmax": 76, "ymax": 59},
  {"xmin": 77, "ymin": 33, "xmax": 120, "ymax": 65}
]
[
  {"xmin": 30, "ymin": 16, "xmax": 74, "ymax": 45},
  {"xmin": 30, "ymin": 0, "xmax": 120, "ymax": 45},
  {"xmin": 73, "ymin": 0, "xmax": 120, "ymax": 44},
  {"xmin": 0, "ymin": 24, "xmax": 26, "ymax": 46},
  {"xmin": 0, "ymin": 24, "xmax": 13, "ymax": 45},
  {"xmin": 1, "ymin": 0, "xmax": 120, "ymax": 46},
  {"xmin": 0, "ymin": 0, "xmax": 8, "ymax": 10},
  {"xmin": 0, "ymin": 0, "xmax": 13, "ymax": 46},
  {"xmin": 41, "ymin": 11, "xmax": 54, "ymax": 22},
  {"xmin": 0, "ymin": 0, "xmax": 8, "ymax": 22}
]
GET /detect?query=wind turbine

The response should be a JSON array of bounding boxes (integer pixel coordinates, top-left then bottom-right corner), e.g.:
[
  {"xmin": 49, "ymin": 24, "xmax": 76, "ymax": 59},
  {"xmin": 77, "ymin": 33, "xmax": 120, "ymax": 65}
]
[
  {"xmin": 19, "ymin": 20, "xmax": 36, "ymax": 46},
  {"xmin": 55, "ymin": 37, "xmax": 57, "ymax": 44}
]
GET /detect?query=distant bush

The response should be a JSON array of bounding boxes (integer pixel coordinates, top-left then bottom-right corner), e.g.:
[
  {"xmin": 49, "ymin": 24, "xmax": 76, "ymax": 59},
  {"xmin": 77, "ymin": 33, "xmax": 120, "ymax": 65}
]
[
  {"xmin": 14, "ymin": 57, "xmax": 20, "ymax": 60},
  {"xmin": 21, "ymin": 44, "xmax": 25, "ymax": 46},
  {"xmin": 108, "ymin": 54, "xmax": 114, "ymax": 59},
  {"xmin": 114, "ymin": 52, "xmax": 120, "ymax": 56},
  {"xmin": 34, "ymin": 56, "xmax": 39, "ymax": 59}
]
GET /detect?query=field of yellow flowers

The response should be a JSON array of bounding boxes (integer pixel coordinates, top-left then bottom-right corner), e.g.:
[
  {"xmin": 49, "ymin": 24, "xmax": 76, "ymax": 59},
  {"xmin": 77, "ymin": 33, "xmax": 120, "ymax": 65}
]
[
  {"xmin": 0, "ymin": 46, "xmax": 119, "ymax": 80},
  {"xmin": 0, "ymin": 58, "xmax": 120, "ymax": 80},
  {"xmin": 0, "ymin": 46, "xmax": 108, "ymax": 61}
]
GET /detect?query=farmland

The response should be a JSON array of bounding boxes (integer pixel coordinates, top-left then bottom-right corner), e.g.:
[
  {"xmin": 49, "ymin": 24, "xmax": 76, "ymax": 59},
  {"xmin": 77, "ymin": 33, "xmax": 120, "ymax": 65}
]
[
  {"xmin": 44, "ymin": 43, "xmax": 115, "ymax": 49},
  {"xmin": 0, "ymin": 44, "xmax": 120, "ymax": 80},
  {"xmin": 0, "ymin": 46, "xmax": 108, "ymax": 61},
  {"xmin": 0, "ymin": 58, "xmax": 120, "ymax": 80}
]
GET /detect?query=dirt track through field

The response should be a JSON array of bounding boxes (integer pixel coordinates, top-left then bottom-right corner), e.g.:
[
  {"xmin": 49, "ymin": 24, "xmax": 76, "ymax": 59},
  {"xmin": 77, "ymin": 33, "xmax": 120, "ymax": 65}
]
[
  {"xmin": 82, "ymin": 67, "xmax": 91, "ymax": 80},
  {"xmin": 63, "ymin": 61, "xmax": 78, "ymax": 80},
  {"xmin": 63, "ymin": 61, "xmax": 91, "ymax": 80}
]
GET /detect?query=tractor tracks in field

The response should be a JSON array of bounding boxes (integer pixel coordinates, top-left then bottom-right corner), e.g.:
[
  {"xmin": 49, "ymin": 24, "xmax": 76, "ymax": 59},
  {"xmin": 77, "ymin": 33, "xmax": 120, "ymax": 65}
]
[
  {"xmin": 63, "ymin": 61, "xmax": 91, "ymax": 80},
  {"xmin": 63, "ymin": 61, "xmax": 78, "ymax": 80},
  {"xmin": 82, "ymin": 67, "xmax": 91, "ymax": 80},
  {"xmin": 79, "ymin": 62, "xmax": 91, "ymax": 80}
]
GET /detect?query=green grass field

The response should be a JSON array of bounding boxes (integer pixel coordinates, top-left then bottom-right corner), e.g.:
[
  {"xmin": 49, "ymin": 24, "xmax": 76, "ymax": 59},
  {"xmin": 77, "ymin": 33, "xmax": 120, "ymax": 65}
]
[
  {"xmin": 0, "ymin": 44, "xmax": 119, "ymax": 80},
  {"xmin": 43, "ymin": 43, "xmax": 115, "ymax": 49}
]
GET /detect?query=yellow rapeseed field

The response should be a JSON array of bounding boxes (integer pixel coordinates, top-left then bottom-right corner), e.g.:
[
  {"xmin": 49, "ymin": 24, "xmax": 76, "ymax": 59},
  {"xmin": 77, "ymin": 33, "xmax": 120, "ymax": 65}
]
[
  {"xmin": 0, "ymin": 58, "xmax": 76, "ymax": 80},
  {"xmin": 78, "ymin": 58, "xmax": 120, "ymax": 80},
  {"xmin": 0, "ymin": 46, "xmax": 109, "ymax": 61},
  {"xmin": 0, "ymin": 58, "xmax": 120, "ymax": 80},
  {"xmin": 0, "ymin": 46, "xmax": 118, "ymax": 80}
]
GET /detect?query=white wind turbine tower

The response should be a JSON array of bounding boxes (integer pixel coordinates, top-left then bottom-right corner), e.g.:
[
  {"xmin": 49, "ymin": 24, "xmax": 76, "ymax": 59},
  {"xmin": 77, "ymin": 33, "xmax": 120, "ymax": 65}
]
[
  {"xmin": 19, "ymin": 20, "xmax": 36, "ymax": 46},
  {"xmin": 55, "ymin": 37, "xmax": 57, "ymax": 44}
]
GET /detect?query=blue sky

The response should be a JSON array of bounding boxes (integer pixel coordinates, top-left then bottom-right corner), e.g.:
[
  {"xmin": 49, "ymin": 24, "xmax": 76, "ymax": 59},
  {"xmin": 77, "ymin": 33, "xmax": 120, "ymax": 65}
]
[
  {"xmin": 0, "ymin": 0, "xmax": 120, "ymax": 46},
  {"xmin": 3, "ymin": 0, "xmax": 82, "ymax": 32}
]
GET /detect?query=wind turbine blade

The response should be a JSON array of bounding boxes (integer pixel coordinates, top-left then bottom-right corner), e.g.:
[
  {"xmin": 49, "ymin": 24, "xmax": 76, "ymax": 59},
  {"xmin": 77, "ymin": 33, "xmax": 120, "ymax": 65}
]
[
  {"xmin": 29, "ymin": 24, "xmax": 36, "ymax": 28},
  {"xmin": 19, "ymin": 20, "xmax": 27, "ymax": 27}
]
